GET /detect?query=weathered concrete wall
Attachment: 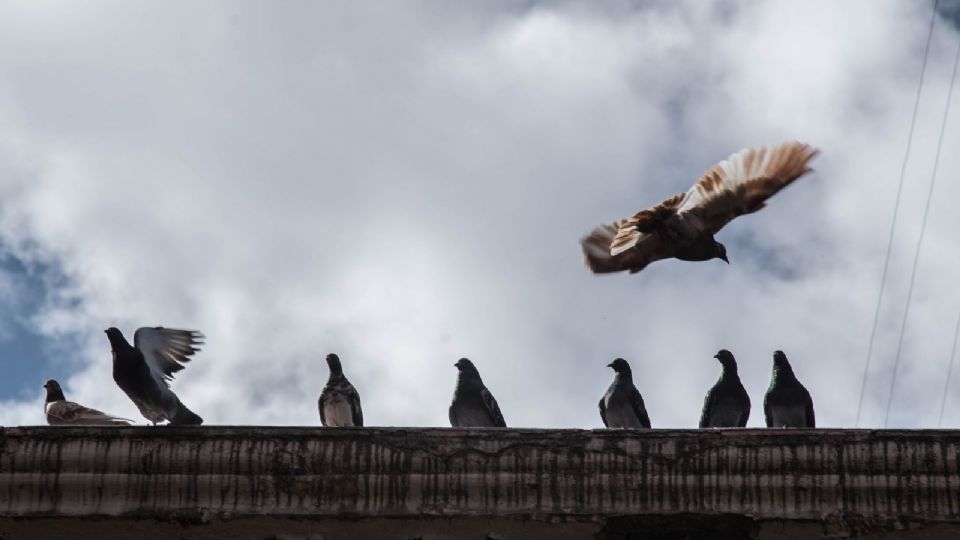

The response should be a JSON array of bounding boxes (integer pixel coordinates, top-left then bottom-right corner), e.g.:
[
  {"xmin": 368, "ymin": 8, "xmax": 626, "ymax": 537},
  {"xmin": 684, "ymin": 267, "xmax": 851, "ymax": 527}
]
[{"xmin": 2, "ymin": 426, "xmax": 960, "ymax": 538}]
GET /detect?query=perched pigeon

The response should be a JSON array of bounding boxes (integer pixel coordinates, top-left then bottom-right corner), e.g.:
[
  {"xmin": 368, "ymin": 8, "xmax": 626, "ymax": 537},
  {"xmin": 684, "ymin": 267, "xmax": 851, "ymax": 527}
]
[
  {"xmin": 699, "ymin": 349, "xmax": 751, "ymax": 428},
  {"xmin": 764, "ymin": 350, "xmax": 815, "ymax": 428},
  {"xmin": 599, "ymin": 358, "xmax": 651, "ymax": 429},
  {"xmin": 105, "ymin": 326, "xmax": 204, "ymax": 425},
  {"xmin": 43, "ymin": 379, "xmax": 132, "ymax": 426},
  {"xmin": 449, "ymin": 358, "xmax": 506, "ymax": 427},
  {"xmin": 581, "ymin": 142, "xmax": 819, "ymax": 274},
  {"xmin": 318, "ymin": 353, "xmax": 363, "ymax": 427}
]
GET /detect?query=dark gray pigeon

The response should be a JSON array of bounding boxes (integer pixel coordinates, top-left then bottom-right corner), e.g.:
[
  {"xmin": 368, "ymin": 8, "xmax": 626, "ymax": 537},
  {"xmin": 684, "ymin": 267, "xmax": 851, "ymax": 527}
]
[
  {"xmin": 599, "ymin": 358, "xmax": 651, "ymax": 428},
  {"xmin": 699, "ymin": 349, "xmax": 751, "ymax": 428},
  {"xmin": 106, "ymin": 326, "xmax": 204, "ymax": 425},
  {"xmin": 449, "ymin": 358, "xmax": 506, "ymax": 427},
  {"xmin": 318, "ymin": 353, "xmax": 363, "ymax": 427},
  {"xmin": 764, "ymin": 350, "xmax": 815, "ymax": 428},
  {"xmin": 43, "ymin": 379, "xmax": 132, "ymax": 426}
]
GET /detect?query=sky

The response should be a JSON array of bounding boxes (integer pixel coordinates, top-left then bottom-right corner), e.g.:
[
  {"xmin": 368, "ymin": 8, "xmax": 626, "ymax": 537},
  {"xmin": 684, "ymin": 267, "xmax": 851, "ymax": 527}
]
[{"xmin": 1, "ymin": 1, "xmax": 960, "ymax": 429}]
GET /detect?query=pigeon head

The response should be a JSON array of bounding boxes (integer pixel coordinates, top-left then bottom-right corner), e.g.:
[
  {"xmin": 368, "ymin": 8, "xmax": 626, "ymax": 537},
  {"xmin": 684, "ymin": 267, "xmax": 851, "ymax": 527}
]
[
  {"xmin": 714, "ymin": 242, "xmax": 729, "ymax": 264},
  {"xmin": 325, "ymin": 353, "xmax": 343, "ymax": 376},
  {"xmin": 104, "ymin": 327, "xmax": 130, "ymax": 350},
  {"xmin": 42, "ymin": 379, "xmax": 65, "ymax": 402},
  {"xmin": 713, "ymin": 349, "xmax": 737, "ymax": 370},
  {"xmin": 773, "ymin": 350, "xmax": 794, "ymax": 374},
  {"xmin": 454, "ymin": 358, "xmax": 481, "ymax": 377},
  {"xmin": 607, "ymin": 358, "xmax": 632, "ymax": 375}
]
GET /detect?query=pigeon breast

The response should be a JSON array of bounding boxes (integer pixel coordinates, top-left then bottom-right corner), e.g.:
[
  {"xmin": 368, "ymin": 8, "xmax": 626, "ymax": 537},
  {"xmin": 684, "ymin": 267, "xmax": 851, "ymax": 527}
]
[{"xmin": 321, "ymin": 391, "xmax": 356, "ymax": 427}]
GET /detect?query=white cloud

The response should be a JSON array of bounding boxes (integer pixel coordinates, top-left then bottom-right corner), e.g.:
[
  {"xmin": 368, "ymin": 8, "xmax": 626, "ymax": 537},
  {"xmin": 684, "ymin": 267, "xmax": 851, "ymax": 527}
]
[{"xmin": 1, "ymin": 1, "xmax": 959, "ymax": 429}]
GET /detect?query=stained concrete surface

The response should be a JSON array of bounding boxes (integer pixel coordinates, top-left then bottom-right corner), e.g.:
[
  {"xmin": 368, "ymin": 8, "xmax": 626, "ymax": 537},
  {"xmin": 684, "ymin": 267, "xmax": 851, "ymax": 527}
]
[{"xmin": 2, "ymin": 426, "xmax": 960, "ymax": 538}]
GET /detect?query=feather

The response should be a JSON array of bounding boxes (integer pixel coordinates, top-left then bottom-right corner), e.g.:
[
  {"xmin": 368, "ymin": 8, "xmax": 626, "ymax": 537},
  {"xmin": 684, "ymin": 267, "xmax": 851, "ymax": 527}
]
[
  {"xmin": 678, "ymin": 141, "xmax": 819, "ymax": 234},
  {"xmin": 134, "ymin": 327, "xmax": 205, "ymax": 387},
  {"xmin": 481, "ymin": 387, "xmax": 506, "ymax": 428},
  {"xmin": 610, "ymin": 192, "xmax": 686, "ymax": 256},
  {"xmin": 46, "ymin": 400, "xmax": 133, "ymax": 426},
  {"xmin": 579, "ymin": 141, "xmax": 818, "ymax": 275}
]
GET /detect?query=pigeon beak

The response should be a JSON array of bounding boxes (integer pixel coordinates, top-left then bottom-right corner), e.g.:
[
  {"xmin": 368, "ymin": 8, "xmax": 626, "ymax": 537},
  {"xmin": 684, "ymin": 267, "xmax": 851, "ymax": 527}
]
[{"xmin": 606, "ymin": 362, "xmax": 614, "ymax": 368}]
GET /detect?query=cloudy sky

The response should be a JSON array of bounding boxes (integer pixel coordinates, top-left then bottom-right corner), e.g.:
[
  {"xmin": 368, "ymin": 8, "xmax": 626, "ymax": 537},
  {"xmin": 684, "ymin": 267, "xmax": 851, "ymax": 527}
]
[{"xmin": 1, "ymin": 1, "xmax": 959, "ymax": 429}]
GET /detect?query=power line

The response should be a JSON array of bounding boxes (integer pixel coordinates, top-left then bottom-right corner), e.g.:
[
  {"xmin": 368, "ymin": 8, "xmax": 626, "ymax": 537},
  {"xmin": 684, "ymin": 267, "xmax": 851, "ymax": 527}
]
[
  {"xmin": 855, "ymin": 0, "xmax": 940, "ymax": 427},
  {"xmin": 937, "ymin": 312, "xmax": 960, "ymax": 428},
  {"xmin": 883, "ymin": 27, "xmax": 960, "ymax": 428}
]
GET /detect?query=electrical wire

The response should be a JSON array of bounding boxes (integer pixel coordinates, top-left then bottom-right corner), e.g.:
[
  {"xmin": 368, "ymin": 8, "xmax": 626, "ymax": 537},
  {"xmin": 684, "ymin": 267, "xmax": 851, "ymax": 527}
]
[
  {"xmin": 855, "ymin": 0, "xmax": 941, "ymax": 427},
  {"xmin": 883, "ymin": 26, "xmax": 960, "ymax": 428}
]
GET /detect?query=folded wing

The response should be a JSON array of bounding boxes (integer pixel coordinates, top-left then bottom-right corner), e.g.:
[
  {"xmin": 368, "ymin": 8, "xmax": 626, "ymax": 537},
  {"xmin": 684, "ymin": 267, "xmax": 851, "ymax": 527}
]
[
  {"xmin": 677, "ymin": 142, "xmax": 819, "ymax": 235},
  {"xmin": 630, "ymin": 387, "xmax": 651, "ymax": 428},
  {"xmin": 481, "ymin": 388, "xmax": 506, "ymax": 427},
  {"xmin": 134, "ymin": 327, "xmax": 205, "ymax": 387},
  {"xmin": 350, "ymin": 389, "xmax": 364, "ymax": 427}
]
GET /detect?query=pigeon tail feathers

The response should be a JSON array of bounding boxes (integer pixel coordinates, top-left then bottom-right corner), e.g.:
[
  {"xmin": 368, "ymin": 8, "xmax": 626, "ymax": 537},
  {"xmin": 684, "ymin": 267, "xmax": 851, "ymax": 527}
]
[{"xmin": 170, "ymin": 403, "xmax": 203, "ymax": 425}]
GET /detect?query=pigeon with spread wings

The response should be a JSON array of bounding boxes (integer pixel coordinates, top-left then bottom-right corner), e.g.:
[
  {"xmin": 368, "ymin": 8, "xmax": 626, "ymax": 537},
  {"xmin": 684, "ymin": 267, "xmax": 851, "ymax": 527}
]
[
  {"xmin": 581, "ymin": 142, "xmax": 819, "ymax": 274},
  {"xmin": 105, "ymin": 326, "xmax": 205, "ymax": 425},
  {"xmin": 44, "ymin": 379, "xmax": 132, "ymax": 426}
]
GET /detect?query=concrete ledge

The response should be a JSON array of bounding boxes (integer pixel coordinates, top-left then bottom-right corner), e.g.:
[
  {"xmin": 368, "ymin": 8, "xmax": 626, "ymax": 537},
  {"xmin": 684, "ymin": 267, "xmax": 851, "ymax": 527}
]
[{"xmin": 2, "ymin": 426, "xmax": 960, "ymax": 538}]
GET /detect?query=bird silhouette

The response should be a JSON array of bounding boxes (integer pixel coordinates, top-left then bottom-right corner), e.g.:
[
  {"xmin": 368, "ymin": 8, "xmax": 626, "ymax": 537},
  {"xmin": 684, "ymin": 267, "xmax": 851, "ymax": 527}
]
[
  {"xmin": 106, "ymin": 326, "xmax": 204, "ymax": 425},
  {"xmin": 599, "ymin": 358, "xmax": 651, "ymax": 428},
  {"xmin": 318, "ymin": 353, "xmax": 364, "ymax": 427},
  {"xmin": 764, "ymin": 350, "xmax": 815, "ymax": 428},
  {"xmin": 449, "ymin": 358, "xmax": 506, "ymax": 427},
  {"xmin": 699, "ymin": 350, "xmax": 750, "ymax": 428}
]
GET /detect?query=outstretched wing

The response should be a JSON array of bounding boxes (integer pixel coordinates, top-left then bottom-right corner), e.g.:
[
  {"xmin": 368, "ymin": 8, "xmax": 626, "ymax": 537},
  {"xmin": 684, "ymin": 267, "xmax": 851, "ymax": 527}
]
[
  {"xmin": 677, "ymin": 142, "xmax": 819, "ymax": 235},
  {"xmin": 134, "ymin": 327, "xmax": 204, "ymax": 387},
  {"xmin": 47, "ymin": 400, "xmax": 132, "ymax": 426},
  {"xmin": 481, "ymin": 388, "xmax": 506, "ymax": 427},
  {"xmin": 580, "ymin": 194, "xmax": 683, "ymax": 274}
]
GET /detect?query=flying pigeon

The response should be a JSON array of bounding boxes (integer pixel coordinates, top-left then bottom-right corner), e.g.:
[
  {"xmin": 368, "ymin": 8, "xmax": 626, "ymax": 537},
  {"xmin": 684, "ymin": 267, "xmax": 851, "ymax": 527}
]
[
  {"xmin": 599, "ymin": 358, "xmax": 651, "ymax": 429},
  {"xmin": 699, "ymin": 349, "xmax": 751, "ymax": 428},
  {"xmin": 43, "ymin": 379, "xmax": 132, "ymax": 426},
  {"xmin": 318, "ymin": 353, "xmax": 363, "ymax": 427},
  {"xmin": 581, "ymin": 142, "xmax": 819, "ymax": 274},
  {"xmin": 105, "ymin": 326, "xmax": 204, "ymax": 425},
  {"xmin": 763, "ymin": 350, "xmax": 815, "ymax": 428},
  {"xmin": 449, "ymin": 358, "xmax": 506, "ymax": 427}
]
